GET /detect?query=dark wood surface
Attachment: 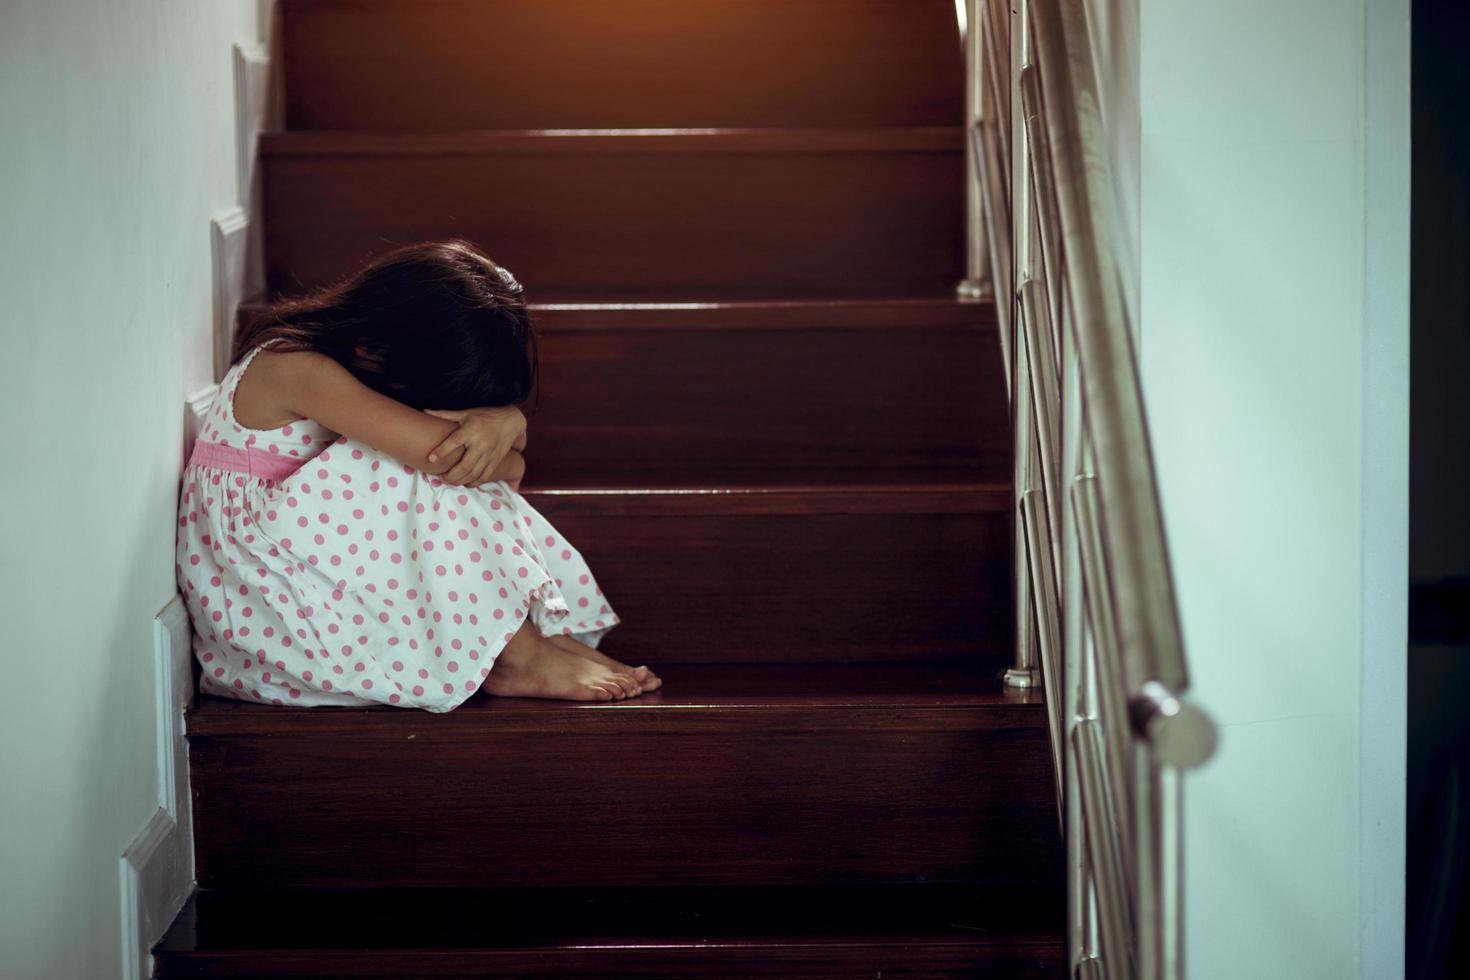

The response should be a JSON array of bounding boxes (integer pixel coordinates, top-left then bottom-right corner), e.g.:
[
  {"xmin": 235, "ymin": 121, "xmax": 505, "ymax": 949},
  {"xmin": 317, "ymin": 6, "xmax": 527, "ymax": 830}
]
[
  {"xmin": 239, "ymin": 292, "xmax": 1007, "ymax": 483},
  {"xmin": 523, "ymin": 300, "xmax": 1008, "ymax": 483},
  {"xmin": 262, "ymin": 128, "xmax": 963, "ymax": 294},
  {"xmin": 188, "ymin": 663, "xmax": 1058, "ymax": 890},
  {"xmin": 282, "ymin": 0, "xmax": 963, "ymax": 131},
  {"xmin": 187, "ymin": 662, "xmax": 1045, "ymax": 736},
  {"xmin": 526, "ymin": 491, "xmax": 1012, "ymax": 664},
  {"xmin": 520, "ymin": 479, "xmax": 1011, "ymax": 511},
  {"xmin": 154, "ymin": 883, "xmax": 1063, "ymax": 977},
  {"xmin": 262, "ymin": 127, "xmax": 962, "ymax": 155},
  {"xmin": 524, "ymin": 287, "xmax": 997, "ymax": 328}
]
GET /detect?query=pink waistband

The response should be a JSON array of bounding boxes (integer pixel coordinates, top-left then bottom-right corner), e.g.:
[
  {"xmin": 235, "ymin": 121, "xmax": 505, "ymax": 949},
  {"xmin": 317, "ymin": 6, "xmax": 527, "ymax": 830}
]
[{"xmin": 188, "ymin": 440, "xmax": 305, "ymax": 481}]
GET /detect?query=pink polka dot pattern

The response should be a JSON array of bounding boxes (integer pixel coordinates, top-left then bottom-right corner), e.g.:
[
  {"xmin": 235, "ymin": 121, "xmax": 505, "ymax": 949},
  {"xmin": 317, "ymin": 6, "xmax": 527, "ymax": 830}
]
[{"xmin": 175, "ymin": 342, "xmax": 620, "ymax": 713}]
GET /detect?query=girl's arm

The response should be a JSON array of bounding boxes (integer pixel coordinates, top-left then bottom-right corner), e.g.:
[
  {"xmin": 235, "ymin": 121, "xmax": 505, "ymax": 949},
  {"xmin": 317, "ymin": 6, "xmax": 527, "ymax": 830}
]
[
  {"xmin": 423, "ymin": 406, "xmax": 527, "ymax": 484},
  {"xmin": 272, "ymin": 350, "xmax": 505, "ymax": 482},
  {"xmin": 490, "ymin": 450, "xmax": 526, "ymax": 492}
]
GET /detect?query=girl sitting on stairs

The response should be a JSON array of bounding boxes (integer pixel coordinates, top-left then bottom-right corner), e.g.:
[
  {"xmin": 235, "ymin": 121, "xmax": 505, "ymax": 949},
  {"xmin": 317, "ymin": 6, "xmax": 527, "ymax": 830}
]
[{"xmin": 175, "ymin": 240, "xmax": 659, "ymax": 712}]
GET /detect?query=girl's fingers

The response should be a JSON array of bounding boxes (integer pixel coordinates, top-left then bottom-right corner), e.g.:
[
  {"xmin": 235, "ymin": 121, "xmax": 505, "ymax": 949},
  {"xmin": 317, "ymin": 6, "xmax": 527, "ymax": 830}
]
[
  {"xmin": 443, "ymin": 455, "xmax": 474, "ymax": 485},
  {"xmin": 427, "ymin": 428, "xmax": 469, "ymax": 464},
  {"xmin": 424, "ymin": 408, "xmax": 466, "ymax": 421},
  {"xmin": 446, "ymin": 449, "xmax": 489, "ymax": 486}
]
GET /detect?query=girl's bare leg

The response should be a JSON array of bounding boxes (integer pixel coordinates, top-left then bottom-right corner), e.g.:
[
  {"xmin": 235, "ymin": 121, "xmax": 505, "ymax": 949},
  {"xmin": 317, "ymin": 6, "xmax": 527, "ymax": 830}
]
[
  {"xmin": 484, "ymin": 620, "xmax": 643, "ymax": 702},
  {"xmin": 547, "ymin": 633, "xmax": 662, "ymax": 692}
]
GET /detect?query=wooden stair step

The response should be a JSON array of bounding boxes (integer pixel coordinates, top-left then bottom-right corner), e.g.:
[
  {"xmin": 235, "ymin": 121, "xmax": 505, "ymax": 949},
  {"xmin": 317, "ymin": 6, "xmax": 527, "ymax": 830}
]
[
  {"xmin": 243, "ymin": 283, "xmax": 994, "ymax": 326},
  {"xmin": 186, "ymin": 661, "xmax": 1042, "ymax": 735},
  {"xmin": 262, "ymin": 128, "xmax": 964, "ymax": 294},
  {"xmin": 154, "ymin": 882, "xmax": 1064, "ymax": 977},
  {"xmin": 186, "ymin": 663, "xmax": 1059, "ymax": 890},
  {"xmin": 239, "ymin": 289, "xmax": 1008, "ymax": 486},
  {"xmin": 531, "ymin": 293, "xmax": 1006, "ymax": 482},
  {"xmin": 520, "ymin": 480, "xmax": 1011, "ymax": 665},
  {"xmin": 281, "ymin": 0, "xmax": 963, "ymax": 131}
]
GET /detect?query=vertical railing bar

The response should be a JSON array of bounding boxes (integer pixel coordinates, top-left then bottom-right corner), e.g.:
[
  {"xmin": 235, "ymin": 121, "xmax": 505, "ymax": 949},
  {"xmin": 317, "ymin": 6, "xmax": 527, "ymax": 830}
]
[
  {"xmin": 1020, "ymin": 277, "xmax": 1063, "ymax": 573},
  {"xmin": 960, "ymin": 0, "xmax": 992, "ymax": 300},
  {"xmin": 1012, "ymin": 0, "xmax": 1036, "ymax": 519},
  {"xmin": 1077, "ymin": 719, "xmax": 1136, "ymax": 977},
  {"xmin": 973, "ymin": 117, "xmax": 1013, "ymax": 387},
  {"xmin": 1006, "ymin": 227, "xmax": 1042, "ymax": 692},
  {"xmin": 1056, "ymin": 185, "xmax": 1090, "ymax": 974},
  {"xmin": 1022, "ymin": 491, "xmax": 1065, "ymax": 788},
  {"xmin": 1009, "ymin": 0, "xmax": 1030, "ymax": 399},
  {"xmin": 1135, "ymin": 751, "xmax": 1162, "ymax": 980},
  {"xmin": 1006, "ymin": 513, "xmax": 1044, "ymax": 691},
  {"xmin": 1072, "ymin": 472, "xmax": 1138, "ymax": 885},
  {"xmin": 1019, "ymin": 64, "xmax": 1067, "ymax": 364},
  {"xmin": 982, "ymin": 0, "xmax": 1011, "ymax": 187},
  {"xmin": 1001, "ymin": 0, "xmax": 1036, "ymax": 697},
  {"xmin": 1160, "ymin": 765, "xmax": 1183, "ymax": 980}
]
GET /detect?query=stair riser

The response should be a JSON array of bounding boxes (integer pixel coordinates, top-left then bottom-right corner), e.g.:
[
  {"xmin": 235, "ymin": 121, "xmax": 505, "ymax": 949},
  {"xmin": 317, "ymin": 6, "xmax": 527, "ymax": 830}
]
[
  {"xmin": 282, "ymin": 0, "xmax": 962, "ymax": 131},
  {"xmin": 524, "ymin": 502, "xmax": 1011, "ymax": 664},
  {"xmin": 263, "ymin": 146, "xmax": 963, "ymax": 293},
  {"xmin": 190, "ymin": 725, "xmax": 1057, "ymax": 889},
  {"xmin": 527, "ymin": 322, "xmax": 1008, "ymax": 482}
]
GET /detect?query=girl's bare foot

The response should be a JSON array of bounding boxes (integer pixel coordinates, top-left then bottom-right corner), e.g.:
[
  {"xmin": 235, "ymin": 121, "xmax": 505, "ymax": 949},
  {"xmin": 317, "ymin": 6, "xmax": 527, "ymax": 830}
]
[
  {"xmin": 484, "ymin": 622, "xmax": 643, "ymax": 702},
  {"xmin": 548, "ymin": 633, "xmax": 663, "ymax": 693}
]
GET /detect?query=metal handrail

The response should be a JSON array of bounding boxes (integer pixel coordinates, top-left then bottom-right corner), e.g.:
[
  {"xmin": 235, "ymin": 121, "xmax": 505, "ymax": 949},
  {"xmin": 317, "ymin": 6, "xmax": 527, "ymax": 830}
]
[
  {"xmin": 1027, "ymin": 0, "xmax": 1211, "ymax": 763},
  {"xmin": 958, "ymin": 1, "xmax": 1218, "ymax": 978}
]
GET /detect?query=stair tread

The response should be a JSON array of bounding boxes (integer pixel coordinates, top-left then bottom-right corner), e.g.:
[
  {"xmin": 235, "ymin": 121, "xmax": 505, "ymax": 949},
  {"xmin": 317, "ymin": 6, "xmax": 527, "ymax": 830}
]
[
  {"xmin": 518, "ymin": 475, "xmax": 1009, "ymax": 514},
  {"xmin": 156, "ymin": 883, "xmax": 1061, "ymax": 955},
  {"xmin": 186, "ymin": 662, "xmax": 1044, "ymax": 736},
  {"xmin": 262, "ymin": 126, "xmax": 963, "ymax": 157},
  {"xmin": 243, "ymin": 284, "xmax": 993, "ymax": 321}
]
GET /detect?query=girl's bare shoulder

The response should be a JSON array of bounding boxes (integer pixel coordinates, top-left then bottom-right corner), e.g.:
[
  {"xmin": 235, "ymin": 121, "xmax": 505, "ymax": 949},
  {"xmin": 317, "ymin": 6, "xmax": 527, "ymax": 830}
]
[{"xmin": 235, "ymin": 346, "xmax": 324, "ymax": 429}]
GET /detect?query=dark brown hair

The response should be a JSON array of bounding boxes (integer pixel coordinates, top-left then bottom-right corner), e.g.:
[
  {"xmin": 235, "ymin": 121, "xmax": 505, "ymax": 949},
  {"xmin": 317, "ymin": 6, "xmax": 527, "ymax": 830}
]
[{"xmin": 233, "ymin": 240, "xmax": 537, "ymax": 410}]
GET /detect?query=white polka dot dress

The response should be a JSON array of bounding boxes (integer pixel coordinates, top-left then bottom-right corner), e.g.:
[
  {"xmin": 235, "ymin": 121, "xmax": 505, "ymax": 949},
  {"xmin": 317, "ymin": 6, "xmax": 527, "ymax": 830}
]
[{"xmin": 175, "ymin": 340, "xmax": 619, "ymax": 712}]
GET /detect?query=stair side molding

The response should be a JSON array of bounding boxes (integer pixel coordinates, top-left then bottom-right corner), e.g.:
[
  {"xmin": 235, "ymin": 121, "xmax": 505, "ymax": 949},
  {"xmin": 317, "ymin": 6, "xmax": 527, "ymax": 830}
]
[{"xmin": 117, "ymin": 596, "xmax": 195, "ymax": 980}]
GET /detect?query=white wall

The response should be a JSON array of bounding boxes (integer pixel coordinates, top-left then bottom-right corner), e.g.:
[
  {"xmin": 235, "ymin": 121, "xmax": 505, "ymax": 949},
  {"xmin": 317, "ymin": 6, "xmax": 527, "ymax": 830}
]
[
  {"xmin": 1136, "ymin": 1, "xmax": 1408, "ymax": 978},
  {"xmin": 0, "ymin": 1, "xmax": 261, "ymax": 976}
]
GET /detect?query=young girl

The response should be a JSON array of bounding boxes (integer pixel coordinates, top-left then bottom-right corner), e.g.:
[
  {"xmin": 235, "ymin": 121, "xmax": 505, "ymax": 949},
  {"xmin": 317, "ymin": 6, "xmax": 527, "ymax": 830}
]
[{"xmin": 175, "ymin": 240, "xmax": 659, "ymax": 712}]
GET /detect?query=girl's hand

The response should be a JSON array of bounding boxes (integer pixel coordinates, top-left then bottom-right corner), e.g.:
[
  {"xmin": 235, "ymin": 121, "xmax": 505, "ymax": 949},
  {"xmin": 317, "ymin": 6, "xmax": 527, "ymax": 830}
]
[{"xmin": 423, "ymin": 406, "xmax": 526, "ymax": 487}]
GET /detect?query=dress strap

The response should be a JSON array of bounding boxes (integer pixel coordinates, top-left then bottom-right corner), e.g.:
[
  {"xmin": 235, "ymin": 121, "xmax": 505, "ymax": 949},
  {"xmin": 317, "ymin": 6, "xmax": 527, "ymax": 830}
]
[{"xmin": 229, "ymin": 337, "xmax": 288, "ymax": 396}]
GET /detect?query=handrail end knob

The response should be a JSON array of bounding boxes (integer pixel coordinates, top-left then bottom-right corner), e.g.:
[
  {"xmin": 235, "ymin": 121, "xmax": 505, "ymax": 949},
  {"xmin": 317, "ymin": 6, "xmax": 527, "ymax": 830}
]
[{"xmin": 1132, "ymin": 681, "xmax": 1218, "ymax": 768}]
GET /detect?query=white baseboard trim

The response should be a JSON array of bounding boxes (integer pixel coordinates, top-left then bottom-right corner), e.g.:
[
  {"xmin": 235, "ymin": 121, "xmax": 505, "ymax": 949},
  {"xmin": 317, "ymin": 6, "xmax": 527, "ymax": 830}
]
[
  {"xmin": 210, "ymin": 207, "xmax": 250, "ymax": 383},
  {"xmin": 233, "ymin": 40, "xmax": 270, "ymax": 371},
  {"xmin": 118, "ymin": 596, "xmax": 196, "ymax": 980},
  {"xmin": 233, "ymin": 42, "xmax": 270, "ymax": 210},
  {"xmin": 119, "ymin": 809, "xmax": 191, "ymax": 980}
]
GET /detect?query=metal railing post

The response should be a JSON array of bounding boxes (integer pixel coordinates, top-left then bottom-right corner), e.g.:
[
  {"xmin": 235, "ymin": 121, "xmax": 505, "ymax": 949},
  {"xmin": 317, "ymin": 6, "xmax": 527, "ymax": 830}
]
[{"xmin": 960, "ymin": 0, "xmax": 991, "ymax": 300}]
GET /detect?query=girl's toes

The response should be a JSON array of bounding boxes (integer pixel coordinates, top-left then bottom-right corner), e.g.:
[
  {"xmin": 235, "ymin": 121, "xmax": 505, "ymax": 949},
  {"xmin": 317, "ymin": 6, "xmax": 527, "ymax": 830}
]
[
  {"xmin": 587, "ymin": 684, "xmax": 615, "ymax": 702},
  {"xmin": 641, "ymin": 672, "xmax": 663, "ymax": 692}
]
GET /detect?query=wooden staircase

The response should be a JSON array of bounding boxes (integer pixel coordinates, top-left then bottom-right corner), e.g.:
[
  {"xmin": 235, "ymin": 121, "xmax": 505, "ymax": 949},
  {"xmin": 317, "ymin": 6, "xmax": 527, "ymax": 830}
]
[{"xmin": 153, "ymin": 1, "xmax": 1063, "ymax": 975}]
